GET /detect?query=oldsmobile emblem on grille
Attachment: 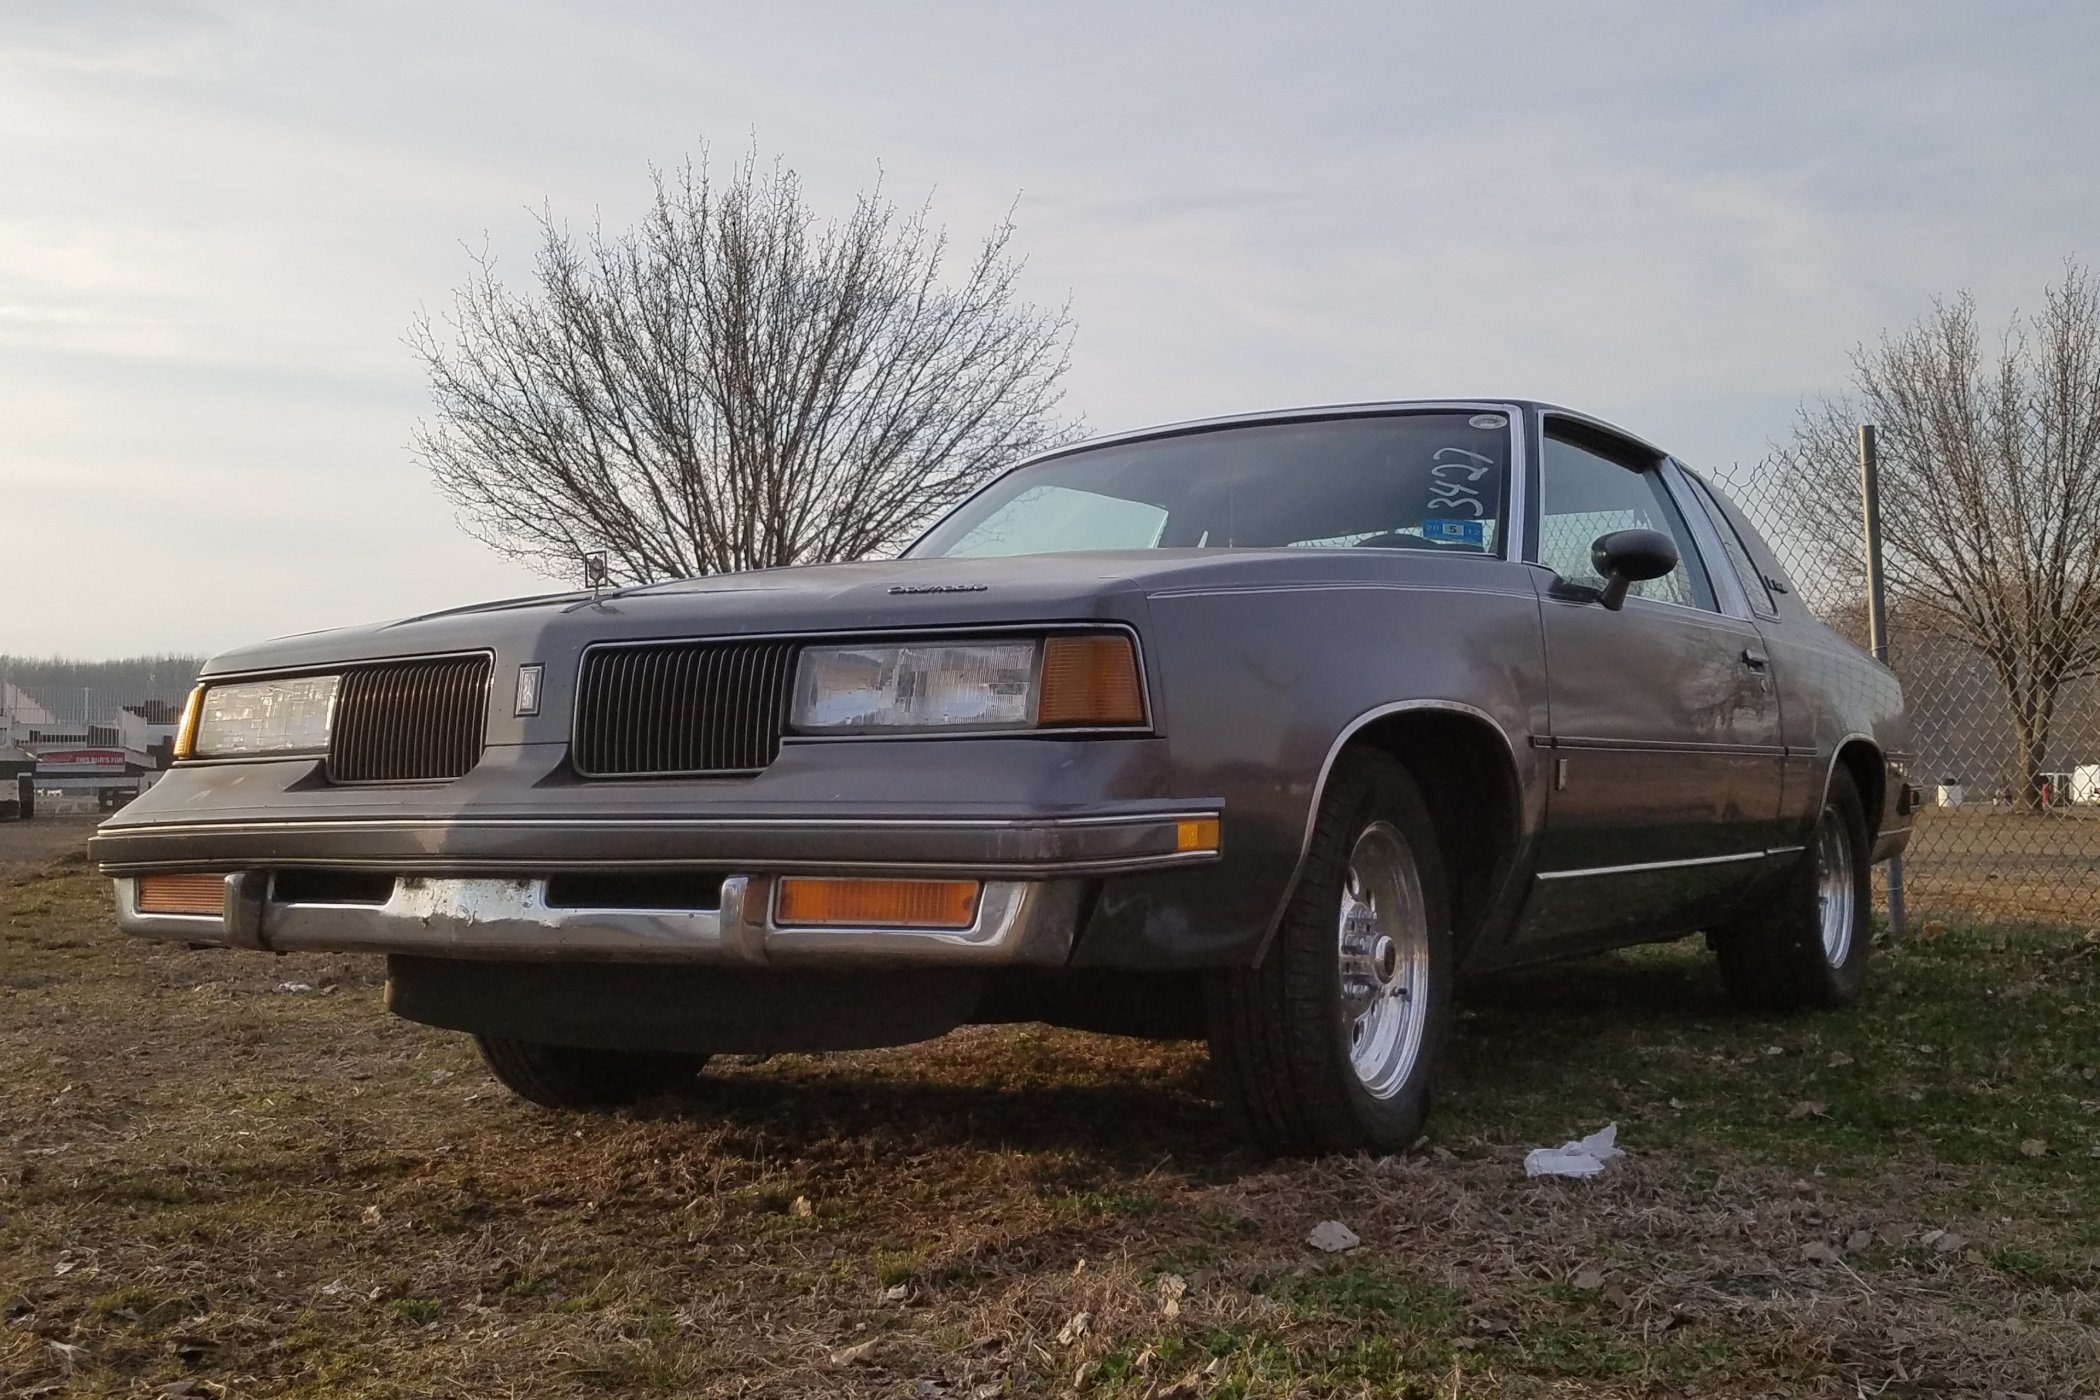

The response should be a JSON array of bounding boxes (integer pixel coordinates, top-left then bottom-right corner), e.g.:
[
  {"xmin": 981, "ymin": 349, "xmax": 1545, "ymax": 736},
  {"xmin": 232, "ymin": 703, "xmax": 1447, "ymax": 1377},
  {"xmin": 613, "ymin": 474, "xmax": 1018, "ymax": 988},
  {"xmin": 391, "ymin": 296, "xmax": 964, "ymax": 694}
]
[{"xmin": 887, "ymin": 583, "xmax": 988, "ymax": 594}]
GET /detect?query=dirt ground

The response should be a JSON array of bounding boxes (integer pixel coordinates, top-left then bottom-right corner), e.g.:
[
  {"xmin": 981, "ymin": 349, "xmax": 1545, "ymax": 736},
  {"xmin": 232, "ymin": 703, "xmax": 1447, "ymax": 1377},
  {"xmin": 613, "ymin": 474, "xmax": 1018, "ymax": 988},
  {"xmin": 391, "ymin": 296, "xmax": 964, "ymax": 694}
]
[
  {"xmin": 0, "ymin": 814, "xmax": 104, "ymax": 868},
  {"xmin": 2, "ymin": 827, "xmax": 2096, "ymax": 1397},
  {"xmin": 1896, "ymin": 805, "xmax": 2100, "ymax": 924}
]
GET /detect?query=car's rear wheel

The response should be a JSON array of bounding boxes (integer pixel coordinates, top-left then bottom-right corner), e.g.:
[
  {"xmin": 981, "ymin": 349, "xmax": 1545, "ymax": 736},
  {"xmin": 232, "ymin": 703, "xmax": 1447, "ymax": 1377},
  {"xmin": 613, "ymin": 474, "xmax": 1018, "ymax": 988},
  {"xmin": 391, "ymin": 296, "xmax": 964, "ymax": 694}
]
[
  {"xmin": 1205, "ymin": 751, "xmax": 1453, "ymax": 1155},
  {"xmin": 475, "ymin": 1035, "xmax": 709, "ymax": 1109},
  {"xmin": 1710, "ymin": 768, "xmax": 1872, "ymax": 1011}
]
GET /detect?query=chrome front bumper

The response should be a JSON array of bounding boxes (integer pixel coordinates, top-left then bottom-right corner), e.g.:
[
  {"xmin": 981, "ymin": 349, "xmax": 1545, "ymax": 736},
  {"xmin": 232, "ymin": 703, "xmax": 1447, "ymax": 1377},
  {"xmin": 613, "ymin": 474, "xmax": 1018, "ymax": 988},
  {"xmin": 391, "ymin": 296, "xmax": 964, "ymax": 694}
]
[{"xmin": 114, "ymin": 872, "xmax": 1084, "ymax": 967}]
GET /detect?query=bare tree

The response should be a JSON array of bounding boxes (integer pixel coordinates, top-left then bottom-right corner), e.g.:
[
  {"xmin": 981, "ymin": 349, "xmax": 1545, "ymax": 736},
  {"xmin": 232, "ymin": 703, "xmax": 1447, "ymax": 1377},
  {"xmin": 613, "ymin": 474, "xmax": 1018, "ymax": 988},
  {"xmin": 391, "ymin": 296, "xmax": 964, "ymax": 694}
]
[
  {"xmin": 409, "ymin": 148, "xmax": 1077, "ymax": 583},
  {"xmin": 1768, "ymin": 261, "xmax": 2100, "ymax": 809}
]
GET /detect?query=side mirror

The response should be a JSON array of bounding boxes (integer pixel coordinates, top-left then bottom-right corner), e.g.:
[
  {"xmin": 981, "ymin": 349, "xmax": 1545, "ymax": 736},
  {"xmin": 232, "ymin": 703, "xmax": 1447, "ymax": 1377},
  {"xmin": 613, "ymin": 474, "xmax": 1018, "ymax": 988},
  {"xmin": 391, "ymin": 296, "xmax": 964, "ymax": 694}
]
[{"xmin": 1590, "ymin": 528, "xmax": 1678, "ymax": 611}]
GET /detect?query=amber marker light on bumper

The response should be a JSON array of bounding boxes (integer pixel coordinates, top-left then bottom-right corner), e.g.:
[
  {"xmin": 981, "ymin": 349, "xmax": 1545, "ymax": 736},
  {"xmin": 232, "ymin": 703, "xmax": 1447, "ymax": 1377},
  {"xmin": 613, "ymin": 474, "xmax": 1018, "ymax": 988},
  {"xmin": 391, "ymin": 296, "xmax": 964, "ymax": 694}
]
[
  {"xmin": 774, "ymin": 877, "xmax": 982, "ymax": 929},
  {"xmin": 136, "ymin": 873, "xmax": 228, "ymax": 916},
  {"xmin": 1176, "ymin": 817, "xmax": 1222, "ymax": 854}
]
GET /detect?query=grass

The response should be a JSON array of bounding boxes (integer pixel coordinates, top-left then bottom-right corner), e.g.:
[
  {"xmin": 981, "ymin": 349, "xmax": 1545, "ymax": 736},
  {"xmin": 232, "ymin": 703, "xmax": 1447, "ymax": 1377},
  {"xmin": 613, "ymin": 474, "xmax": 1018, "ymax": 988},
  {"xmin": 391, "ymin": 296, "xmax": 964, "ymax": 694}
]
[{"xmin": 2, "ymin": 840, "xmax": 2097, "ymax": 1396}]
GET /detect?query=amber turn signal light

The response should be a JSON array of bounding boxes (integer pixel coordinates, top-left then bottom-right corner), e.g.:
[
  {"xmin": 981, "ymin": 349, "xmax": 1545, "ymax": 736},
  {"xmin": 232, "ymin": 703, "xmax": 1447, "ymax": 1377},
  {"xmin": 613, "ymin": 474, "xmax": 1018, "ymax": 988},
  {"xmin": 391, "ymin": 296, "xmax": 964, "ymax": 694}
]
[
  {"xmin": 1036, "ymin": 635, "xmax": 1146, "ymax": 727},
  {"xmin": 1176, "ymin": 817, "xmax": 1221, "ymax": 854},
  {"xmin": 172, "ymin": 685, "xmax": 205, "ymax": 760},
  {"xmin": 136, "ymin": 872, "xmax": 228, "ymax": 916},
  {"xmin": 774, "ymin": 877, "xmax": 982, "ymax": 929}
]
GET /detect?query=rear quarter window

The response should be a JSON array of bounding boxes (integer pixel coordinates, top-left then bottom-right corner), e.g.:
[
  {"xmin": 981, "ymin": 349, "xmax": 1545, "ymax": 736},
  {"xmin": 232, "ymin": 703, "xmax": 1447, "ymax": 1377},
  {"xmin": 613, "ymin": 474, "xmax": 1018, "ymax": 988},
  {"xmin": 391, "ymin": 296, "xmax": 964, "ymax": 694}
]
[{"xmin": 1684, "ymin": 472, "xmax": 1779, "ymax": 616}]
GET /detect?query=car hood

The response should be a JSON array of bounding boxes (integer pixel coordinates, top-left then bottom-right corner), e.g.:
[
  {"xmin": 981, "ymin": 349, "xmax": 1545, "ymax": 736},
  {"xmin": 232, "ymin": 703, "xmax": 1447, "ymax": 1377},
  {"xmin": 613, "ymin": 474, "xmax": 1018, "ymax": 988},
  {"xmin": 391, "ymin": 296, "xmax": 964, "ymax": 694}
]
[{"xmin": 200, "ymin": 548, "xmax": 1503, "ymax": 676}]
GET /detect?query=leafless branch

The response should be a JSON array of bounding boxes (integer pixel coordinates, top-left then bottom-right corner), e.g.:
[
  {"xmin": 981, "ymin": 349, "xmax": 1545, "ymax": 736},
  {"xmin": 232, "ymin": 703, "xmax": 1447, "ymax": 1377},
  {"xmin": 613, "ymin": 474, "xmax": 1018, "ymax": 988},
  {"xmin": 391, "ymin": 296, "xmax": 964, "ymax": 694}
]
[
  {"xmin": 408, "ymin": 144, "xmax": 1079, "ymax": 583},
  {"xmin": 1761, "ymin": 260, "xmax": 2100, "ymax": 807}
]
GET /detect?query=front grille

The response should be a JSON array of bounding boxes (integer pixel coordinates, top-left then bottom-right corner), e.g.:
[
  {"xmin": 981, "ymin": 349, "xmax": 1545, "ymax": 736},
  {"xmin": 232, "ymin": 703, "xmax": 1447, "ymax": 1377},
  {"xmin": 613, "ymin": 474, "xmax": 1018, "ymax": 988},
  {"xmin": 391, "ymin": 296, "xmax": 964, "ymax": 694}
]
[
  {"xmin": 573, "ymin": 640, "xmax": 798, "ymax": 776},
  {"xmin": 328, "ymin": 655, "xmax": 491, "ymax": 783}
]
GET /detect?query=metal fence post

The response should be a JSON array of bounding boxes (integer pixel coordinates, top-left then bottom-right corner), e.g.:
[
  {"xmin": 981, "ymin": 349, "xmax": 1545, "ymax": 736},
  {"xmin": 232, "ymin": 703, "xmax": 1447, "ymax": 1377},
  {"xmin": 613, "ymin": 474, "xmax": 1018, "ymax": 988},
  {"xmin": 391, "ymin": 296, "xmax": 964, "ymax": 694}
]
[{"xmin": 1859, "ymin": 424, "xmax": 1907, "ymax": 933}]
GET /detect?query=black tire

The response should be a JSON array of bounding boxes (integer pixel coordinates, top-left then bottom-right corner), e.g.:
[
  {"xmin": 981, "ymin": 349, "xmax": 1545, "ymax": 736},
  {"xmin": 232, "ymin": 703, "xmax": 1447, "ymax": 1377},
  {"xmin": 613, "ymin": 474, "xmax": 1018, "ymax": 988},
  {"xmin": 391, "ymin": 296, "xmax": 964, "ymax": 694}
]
[
  {"xmin": 1710, "ymin": 768, "xmax": 1872, "ymax": 1011},
  {"xmin": 474, "ymin": 1036, "xmax": 709, "ymax": 1110},
  {"xmin": 1205, "ymin": 751, "xmax": 1454, "ymax": 1156}
]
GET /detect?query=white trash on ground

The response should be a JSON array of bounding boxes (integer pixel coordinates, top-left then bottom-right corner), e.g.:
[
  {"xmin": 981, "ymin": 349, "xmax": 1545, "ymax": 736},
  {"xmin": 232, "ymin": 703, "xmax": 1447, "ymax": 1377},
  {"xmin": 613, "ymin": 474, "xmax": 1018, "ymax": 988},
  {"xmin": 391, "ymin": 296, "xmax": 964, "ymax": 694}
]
[
  {"xmin": 1523, "ymin": 1123, "xmax": 1623, "ymax": 1179},
  {"xmin": 1304, "ymin": 1219, "xmax": 1361, "ymax": 1253}
]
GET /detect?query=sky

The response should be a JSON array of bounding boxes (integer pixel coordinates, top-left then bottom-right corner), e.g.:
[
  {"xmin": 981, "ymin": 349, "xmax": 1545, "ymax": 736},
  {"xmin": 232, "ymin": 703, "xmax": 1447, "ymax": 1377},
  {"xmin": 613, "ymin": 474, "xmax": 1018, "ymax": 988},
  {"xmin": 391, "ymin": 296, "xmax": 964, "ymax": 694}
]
[{"xmin": 5, "ymin": 0, "xmax": 2097, "ymax": 658}]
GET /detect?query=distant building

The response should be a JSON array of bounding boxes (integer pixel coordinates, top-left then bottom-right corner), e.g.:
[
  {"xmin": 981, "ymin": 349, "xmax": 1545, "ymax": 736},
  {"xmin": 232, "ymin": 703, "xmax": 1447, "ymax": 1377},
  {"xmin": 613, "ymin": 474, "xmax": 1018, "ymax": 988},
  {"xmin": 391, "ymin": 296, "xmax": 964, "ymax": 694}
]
[
  {"xmin": 0, "ymin": 682, "xmax": 43, "ymax": 778},
  {"xmin": 1, "ymin": 683, "xmax": 182, "ymax": 805}
]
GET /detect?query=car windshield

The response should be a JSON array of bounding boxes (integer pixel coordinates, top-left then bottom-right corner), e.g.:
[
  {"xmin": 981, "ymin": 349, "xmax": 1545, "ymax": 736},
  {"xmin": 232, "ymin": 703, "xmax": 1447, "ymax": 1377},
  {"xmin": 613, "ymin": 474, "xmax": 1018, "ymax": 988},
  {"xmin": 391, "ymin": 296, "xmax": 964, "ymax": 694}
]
[{"xmin": 908, "ymin": 411, "xmax": 1512, "ymax": 560}]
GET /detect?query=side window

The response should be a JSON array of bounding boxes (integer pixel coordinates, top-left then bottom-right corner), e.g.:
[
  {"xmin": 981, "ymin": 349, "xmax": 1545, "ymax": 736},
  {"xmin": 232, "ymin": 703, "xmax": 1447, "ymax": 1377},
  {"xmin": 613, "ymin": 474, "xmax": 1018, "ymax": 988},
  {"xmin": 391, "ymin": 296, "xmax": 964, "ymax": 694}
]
[
  {"xmin": 1682, "ymin": 472, "xmax": 1777, "ymax": 616},
  {"xmin": 1538, "ymin": 432, "xmax": 1716, "ymax": 611}
]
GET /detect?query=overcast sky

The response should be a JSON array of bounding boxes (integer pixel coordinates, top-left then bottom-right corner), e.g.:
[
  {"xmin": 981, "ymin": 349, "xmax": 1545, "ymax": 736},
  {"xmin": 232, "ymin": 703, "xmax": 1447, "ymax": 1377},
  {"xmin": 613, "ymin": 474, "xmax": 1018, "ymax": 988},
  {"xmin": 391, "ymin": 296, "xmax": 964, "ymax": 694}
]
[{"xmin": 6, "ymin": 1, "xmax": 2097, "ymax": 658}]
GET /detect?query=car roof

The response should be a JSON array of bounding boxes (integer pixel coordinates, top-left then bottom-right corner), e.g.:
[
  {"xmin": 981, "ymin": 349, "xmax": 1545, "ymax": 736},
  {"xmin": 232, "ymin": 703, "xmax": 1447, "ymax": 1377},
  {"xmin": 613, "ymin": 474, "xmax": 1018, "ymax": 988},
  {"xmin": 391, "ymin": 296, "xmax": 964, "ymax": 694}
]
[{"xmin": 1033, "ymin": 399, "xmax": 1670, "ymax": 465}]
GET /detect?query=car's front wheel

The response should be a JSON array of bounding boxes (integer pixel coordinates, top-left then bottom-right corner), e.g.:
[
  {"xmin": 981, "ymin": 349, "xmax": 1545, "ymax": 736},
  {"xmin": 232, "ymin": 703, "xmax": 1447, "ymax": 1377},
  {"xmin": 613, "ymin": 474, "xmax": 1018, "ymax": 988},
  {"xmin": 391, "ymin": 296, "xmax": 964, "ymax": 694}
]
[
  {"xmin": 1205, "ymin": 751, "xmax": 1454, "ymax": 1155},
  {"xmin": 1709, "ymin": 768, "xmax": 1872, "ymax": 1011},
  {"xmin": 475, "ymin": 1036, "xmax": 710, "ymax": 1110}
]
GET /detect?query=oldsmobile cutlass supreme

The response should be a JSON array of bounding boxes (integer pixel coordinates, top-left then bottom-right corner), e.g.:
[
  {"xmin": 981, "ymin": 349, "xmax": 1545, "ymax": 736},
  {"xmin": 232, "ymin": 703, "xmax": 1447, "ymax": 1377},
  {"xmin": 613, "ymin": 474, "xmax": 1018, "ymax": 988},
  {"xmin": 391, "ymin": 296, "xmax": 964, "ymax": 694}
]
[{"xmin": 92, "ymin": 401, "xmax": 1913, "ymax": 1155}]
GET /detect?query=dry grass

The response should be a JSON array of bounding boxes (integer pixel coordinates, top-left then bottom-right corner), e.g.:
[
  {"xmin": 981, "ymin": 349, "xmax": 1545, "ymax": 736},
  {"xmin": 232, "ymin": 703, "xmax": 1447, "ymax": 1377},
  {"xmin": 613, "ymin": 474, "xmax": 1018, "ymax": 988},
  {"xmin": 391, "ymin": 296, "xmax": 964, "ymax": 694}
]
[{"xmin": 2, "ymin": 834, "xmax": 2097, "ymax": 1397}]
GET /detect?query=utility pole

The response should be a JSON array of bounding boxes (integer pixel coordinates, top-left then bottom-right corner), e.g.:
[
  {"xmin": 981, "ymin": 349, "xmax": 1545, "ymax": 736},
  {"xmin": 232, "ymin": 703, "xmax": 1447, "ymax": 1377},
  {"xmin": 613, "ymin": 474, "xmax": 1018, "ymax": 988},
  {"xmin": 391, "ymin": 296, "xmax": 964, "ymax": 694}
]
[{"xmin": 1859, "ymin": 424, "xmax": 1907, "ymax": 933}]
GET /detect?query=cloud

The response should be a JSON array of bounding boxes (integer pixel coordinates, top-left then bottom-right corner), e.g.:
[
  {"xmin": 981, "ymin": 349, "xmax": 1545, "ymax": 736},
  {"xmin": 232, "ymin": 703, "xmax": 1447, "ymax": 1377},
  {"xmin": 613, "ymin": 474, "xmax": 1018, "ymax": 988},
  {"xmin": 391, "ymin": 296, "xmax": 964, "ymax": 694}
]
[{"xmin": 3, "ymin": 0, "xmax": 2096, "ymax": 653}]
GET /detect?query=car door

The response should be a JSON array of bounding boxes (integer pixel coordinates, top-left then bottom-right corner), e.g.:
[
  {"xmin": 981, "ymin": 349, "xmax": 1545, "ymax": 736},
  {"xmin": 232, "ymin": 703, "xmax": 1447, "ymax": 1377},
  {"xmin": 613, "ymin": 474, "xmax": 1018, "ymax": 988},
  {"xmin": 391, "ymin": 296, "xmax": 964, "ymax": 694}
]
[
  {"xmin": 1514, "ymin": 421, "xmax": 1786, "ymax": 947},
  {"xmin": 1677, "ymin": 467, "xmax": 1822, "ymax": 840}
]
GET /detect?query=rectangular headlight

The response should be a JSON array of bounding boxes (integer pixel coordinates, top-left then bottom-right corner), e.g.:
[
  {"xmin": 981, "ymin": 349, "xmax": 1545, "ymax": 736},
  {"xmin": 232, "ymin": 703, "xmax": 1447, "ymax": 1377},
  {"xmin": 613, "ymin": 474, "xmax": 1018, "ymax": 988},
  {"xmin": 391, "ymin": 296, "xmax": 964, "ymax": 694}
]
[
  {"xmin": 789, "ymin": 635, "xmax": 1147, "ymax": 734},
  {"xmin": 191, "ymin": 675, "xmax": 340, "ymax": 757},
  {"xmin": 792, "ymin": 642, "xmax": 1038, "ymax": 733}
]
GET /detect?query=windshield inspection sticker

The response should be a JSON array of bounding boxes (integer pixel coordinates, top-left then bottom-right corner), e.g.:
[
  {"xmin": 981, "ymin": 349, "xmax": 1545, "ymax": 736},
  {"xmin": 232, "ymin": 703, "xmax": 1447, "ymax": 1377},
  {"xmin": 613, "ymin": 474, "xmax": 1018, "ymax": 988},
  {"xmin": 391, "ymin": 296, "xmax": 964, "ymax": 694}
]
[{"xmin": 1422, "ymin": 518, "xmax": 1487, "ymax": 546}]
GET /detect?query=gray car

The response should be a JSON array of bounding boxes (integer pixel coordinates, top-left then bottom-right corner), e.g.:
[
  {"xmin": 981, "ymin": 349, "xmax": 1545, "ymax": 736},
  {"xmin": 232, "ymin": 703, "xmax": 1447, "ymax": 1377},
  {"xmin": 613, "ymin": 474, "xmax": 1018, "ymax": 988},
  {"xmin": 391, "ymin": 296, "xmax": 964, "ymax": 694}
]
[{"xmin": 93, "ymin": 400, "xmax": 1914, "ymax": 1154}]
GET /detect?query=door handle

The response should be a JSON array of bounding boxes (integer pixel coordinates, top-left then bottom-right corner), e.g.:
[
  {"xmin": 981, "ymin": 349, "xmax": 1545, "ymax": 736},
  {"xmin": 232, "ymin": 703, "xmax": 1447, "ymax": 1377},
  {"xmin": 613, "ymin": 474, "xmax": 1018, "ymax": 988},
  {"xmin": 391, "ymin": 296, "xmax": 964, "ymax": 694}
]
[{"xmin": 1740, "ymin": 648, "xmax": 1768, "ymax": 670}]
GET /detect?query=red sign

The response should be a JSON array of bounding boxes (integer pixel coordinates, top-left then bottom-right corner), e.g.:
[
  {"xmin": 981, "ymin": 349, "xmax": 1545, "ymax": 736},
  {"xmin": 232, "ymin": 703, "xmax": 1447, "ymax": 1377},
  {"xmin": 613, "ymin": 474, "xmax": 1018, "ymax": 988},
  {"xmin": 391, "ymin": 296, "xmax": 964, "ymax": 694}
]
[{"xmin": 34, "ymin": 747, "xmax": 127, "ymax": 772}]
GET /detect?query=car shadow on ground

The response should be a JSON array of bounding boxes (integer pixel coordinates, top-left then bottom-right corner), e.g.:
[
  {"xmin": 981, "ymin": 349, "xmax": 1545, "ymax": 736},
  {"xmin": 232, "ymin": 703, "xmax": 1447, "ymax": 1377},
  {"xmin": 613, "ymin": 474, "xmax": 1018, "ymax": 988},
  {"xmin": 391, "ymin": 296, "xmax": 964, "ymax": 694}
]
[
  {"xmin": 615, "ymin": 939, "xmax": 1752, "ymax": 1166},
  {"xmin": 1459, "ymin": 939, "xmax": 1741, "ymax": 1028},
  {"xmin": 635, "ymin": 1050, "xmax": 1245, "ymax": 1172}
]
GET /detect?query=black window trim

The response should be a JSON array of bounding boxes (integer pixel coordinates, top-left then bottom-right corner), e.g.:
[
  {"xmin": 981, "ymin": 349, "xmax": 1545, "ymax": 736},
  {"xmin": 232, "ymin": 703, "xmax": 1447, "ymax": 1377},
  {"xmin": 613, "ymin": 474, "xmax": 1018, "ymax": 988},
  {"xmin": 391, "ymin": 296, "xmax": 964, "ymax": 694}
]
[
  {"xmin": 1531, "ymin": 417, "xmax": 1722, "ymax": 617},
  {"xmin": 1676, "ymin": 467, "xmax": 1779, "ymax": 621}
]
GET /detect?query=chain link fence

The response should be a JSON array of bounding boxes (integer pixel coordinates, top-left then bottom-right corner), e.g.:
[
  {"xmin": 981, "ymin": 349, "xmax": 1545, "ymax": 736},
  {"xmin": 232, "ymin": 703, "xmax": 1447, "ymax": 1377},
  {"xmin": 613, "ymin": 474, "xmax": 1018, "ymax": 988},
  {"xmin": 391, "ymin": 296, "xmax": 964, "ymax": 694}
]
[
  {"xmin": 1716, "ymin": 462, "xmax": 2100, "ymax": 928},
  {"xmin": 1, "ymin": 685, "xmax": 150, "ymax": 748}
]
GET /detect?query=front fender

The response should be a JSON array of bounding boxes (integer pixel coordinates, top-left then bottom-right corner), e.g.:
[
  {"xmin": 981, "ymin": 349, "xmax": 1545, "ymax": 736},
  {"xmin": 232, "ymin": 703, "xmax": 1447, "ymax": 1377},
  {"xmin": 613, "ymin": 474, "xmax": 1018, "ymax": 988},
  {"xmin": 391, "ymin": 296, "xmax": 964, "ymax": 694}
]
[{"xmin": 1069, "ymin": 563, "xmax": 1550, "ymax": 967}]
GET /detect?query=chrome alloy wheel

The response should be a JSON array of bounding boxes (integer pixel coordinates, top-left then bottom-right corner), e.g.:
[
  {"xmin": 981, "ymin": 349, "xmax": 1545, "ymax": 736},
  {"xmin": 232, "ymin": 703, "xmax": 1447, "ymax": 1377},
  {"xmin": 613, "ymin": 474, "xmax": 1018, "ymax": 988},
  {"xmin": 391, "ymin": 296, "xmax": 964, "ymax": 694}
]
[
  {"xmin": 1814, "ymin": 804, "xmax": 1856, "ymax": 966},
  {"xmin": 1336, "ymin": 821, "xmax": 1432, "ymax": 1099}
]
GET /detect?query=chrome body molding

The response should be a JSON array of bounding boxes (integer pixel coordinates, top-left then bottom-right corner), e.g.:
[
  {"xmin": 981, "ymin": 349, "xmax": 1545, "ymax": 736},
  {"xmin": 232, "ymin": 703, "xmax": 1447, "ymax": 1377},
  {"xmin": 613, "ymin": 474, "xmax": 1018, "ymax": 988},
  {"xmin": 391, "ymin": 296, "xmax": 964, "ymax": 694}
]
[
  {"xmin": 1825, "ymin": 732, "xmax": 1912, "ymax": 863},
  {"xmin": 1254, "ymin": 697, "xmax": 1527, "ymax": 962},
  {"xmin": 91, "ymin": 808, "xmax": 1225, "ymax": 879},
  {"xmin": 115, "ymin": 872, "xmax": 1083, "ymax": 968},
  {"xmin": 1535, "ymin": 848, "xmax": 1796, "ymax": 881},
  {"xmin": 1288, "ymin": 700, "xmax": 1521, "ymax": 860}
]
